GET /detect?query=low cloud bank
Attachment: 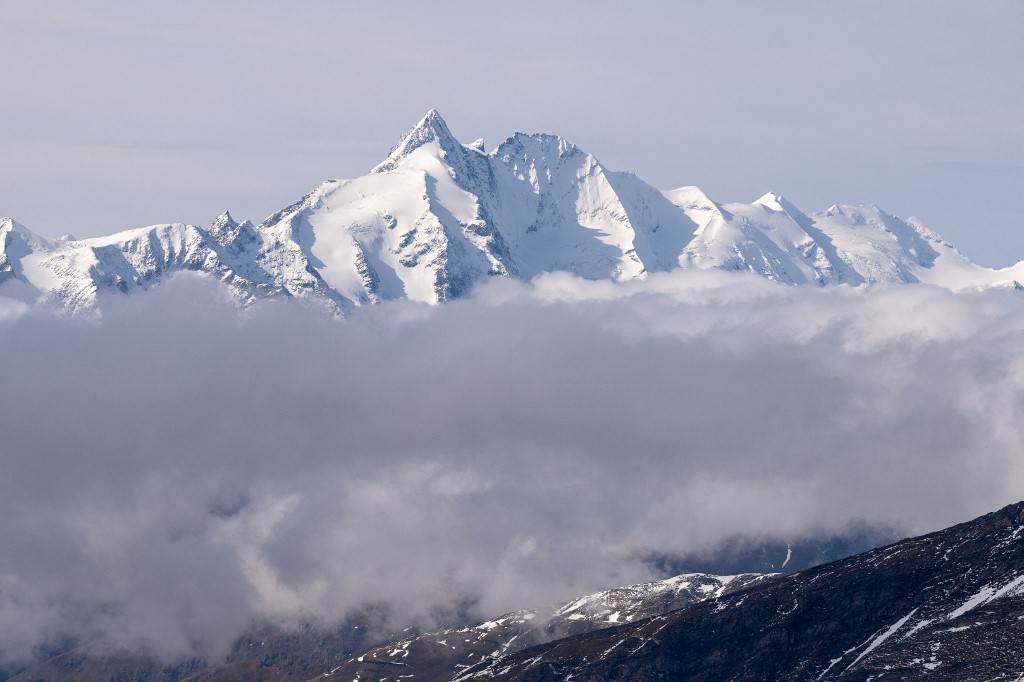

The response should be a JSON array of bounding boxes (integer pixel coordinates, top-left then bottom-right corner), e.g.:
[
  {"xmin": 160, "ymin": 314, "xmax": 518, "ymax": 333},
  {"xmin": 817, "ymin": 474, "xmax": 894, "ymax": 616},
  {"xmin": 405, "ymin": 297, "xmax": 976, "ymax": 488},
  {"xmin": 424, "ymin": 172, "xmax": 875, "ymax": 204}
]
[{"xmin": 1, "ymin": 271, "xmax": 1023, "ymax": 664}]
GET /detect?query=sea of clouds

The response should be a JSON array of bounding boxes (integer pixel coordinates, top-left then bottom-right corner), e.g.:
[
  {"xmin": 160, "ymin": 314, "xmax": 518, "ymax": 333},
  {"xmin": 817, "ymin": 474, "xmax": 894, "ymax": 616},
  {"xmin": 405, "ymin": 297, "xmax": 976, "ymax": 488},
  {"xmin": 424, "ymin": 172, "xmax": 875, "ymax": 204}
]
[{"xmin": 1, "ymin": 271, "xmax": 1023, "ymax": 665}]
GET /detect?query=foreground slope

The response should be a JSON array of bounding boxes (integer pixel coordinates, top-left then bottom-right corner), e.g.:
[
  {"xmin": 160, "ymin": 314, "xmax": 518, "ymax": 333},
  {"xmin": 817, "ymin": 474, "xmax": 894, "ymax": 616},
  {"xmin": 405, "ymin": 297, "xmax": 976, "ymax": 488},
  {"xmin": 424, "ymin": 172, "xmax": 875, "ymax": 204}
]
[
  {"xmin": 10, "ymin": 503, "xmax": 1023, "ymax": 681},
  {"xmin": 457, "ymin": 501, "xmax": 1024, "ymax": 681},
  {"xmin": 6, "ymin": 575, "xmax": 768, "ymax": 682},
  {"xmin": 317, "ymin": 574, "xmax": 770, "ymax": 681},
  {"xmin": 3, "ymin": 111, "xmax": 1022, "ymax": 313}
]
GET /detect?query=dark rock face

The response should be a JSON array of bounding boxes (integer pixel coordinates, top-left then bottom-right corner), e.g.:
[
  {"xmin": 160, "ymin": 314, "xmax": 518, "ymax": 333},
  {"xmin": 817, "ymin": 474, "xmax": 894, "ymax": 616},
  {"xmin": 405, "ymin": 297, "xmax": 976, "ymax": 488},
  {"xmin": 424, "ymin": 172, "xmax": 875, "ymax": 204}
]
[{"xmin": 456, "ymin": 502, "xmax": 1024, "ymax": 681}]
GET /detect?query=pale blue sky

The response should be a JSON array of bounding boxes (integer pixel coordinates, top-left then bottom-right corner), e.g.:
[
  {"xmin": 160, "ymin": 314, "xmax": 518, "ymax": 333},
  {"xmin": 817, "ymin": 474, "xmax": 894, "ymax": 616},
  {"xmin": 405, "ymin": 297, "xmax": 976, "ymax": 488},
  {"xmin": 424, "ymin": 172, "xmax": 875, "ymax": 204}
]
[{"xmin": 1, "ymin": 0, "xmax": 1021, "ymax": 264}]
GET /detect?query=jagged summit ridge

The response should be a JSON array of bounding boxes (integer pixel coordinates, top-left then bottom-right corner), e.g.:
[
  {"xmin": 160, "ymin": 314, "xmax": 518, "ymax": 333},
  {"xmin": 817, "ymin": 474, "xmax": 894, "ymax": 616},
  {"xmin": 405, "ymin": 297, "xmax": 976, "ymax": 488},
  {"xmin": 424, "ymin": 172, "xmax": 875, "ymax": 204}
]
[{"xmin": 3, "ymin": 110, "xmax": 1023, "ymax": 313}]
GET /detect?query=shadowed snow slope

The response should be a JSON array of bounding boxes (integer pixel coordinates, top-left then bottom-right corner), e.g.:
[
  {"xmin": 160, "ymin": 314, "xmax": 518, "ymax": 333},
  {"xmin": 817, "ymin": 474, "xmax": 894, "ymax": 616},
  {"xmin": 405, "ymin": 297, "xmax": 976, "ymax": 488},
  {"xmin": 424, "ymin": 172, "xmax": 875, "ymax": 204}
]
[{"xmin": 3, "ymin": 111, "xmax": 1022, "ymax": 313}]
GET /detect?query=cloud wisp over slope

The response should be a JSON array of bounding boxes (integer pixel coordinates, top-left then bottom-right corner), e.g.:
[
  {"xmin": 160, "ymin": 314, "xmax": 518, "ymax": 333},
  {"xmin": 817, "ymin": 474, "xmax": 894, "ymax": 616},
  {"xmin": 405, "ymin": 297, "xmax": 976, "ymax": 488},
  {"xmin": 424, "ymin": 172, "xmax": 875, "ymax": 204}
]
[{"xmin": 1, "ymin": 271, "xmax": 1023, "ymax": 664}]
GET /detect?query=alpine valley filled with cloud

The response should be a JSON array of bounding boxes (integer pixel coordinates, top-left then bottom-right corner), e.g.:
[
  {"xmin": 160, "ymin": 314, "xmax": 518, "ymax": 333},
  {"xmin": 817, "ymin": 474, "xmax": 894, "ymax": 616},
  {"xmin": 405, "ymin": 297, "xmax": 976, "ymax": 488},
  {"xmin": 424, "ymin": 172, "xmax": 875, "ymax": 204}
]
[
  {"xmin": 3, "ymin": 2, "xmax": 1024, "ymax": 679},
  {"xmin": 2, "ymin": 110, "xmax": 1024, "ymax": 680}
]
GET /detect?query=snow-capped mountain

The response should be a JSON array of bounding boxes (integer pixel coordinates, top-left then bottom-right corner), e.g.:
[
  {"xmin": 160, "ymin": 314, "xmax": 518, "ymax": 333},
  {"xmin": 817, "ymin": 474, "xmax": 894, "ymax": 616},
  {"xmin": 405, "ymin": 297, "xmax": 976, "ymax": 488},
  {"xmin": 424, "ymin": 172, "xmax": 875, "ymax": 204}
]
[
  {"xmin": 0, "ymin": 214, "xmax": 281, "ymax": 312},
  {"xmin": 3, "ymin": 110, "xmax": 1023, "ymax": 313}
]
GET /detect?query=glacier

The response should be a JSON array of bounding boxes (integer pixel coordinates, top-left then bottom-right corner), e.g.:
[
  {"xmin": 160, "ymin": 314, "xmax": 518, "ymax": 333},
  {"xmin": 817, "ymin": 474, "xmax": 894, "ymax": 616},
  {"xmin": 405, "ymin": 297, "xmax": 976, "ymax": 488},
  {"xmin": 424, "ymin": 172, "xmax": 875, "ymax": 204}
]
[{"xmin": 3, "ymin": 109, "xmax": 1022, "ymax": 314}]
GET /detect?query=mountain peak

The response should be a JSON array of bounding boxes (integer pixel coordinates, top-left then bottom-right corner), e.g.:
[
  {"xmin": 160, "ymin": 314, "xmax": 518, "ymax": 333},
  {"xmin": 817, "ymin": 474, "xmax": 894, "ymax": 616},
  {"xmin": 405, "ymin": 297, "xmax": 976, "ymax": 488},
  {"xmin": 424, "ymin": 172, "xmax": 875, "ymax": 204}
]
[
  {"xmin": 493, "ymin": 132, "xmax": 582, "ymax": 166},
  {"xmin": 212, "ymin": 210, "xmax": 236, "ymax": 226},
  {"xmin": 754, "ymin": 191, "xmax": 786, "ymax": 209},
  {"xmin": 0, "ymin": 216, "xmax": 43, "ymax": 241},
  {"xmin": 0, "ymin": 218, "xmax": 52, "ymax": 269},
  {"xmin": 754, "ymin": 191, "xmax": 798, "ymax": 214},
  {"xmin": 419, "ymin": 107, "xmax": 447, "ymax": 127},
  {"xmin": 371, "ymin": 108, "xmax": 462, "ymax": 173},
  {"xmin": 753, "ymin": 191, "xmax": 812, "ymax": 224},
  {"xmin": 408, "ymin": 108, "xmax": 451, "ymax": 140}
]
